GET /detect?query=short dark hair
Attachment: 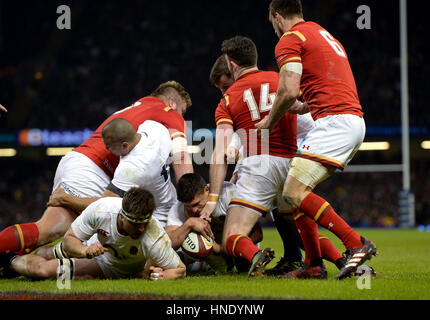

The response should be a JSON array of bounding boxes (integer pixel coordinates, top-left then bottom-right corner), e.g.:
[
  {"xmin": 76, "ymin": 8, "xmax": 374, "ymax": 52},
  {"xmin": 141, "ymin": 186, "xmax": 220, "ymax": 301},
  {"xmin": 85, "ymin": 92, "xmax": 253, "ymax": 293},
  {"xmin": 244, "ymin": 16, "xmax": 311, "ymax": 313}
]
[
  {"xmin": 102, "ymin": 118, "xmax": 136, "ymax": 143},
  {"xmin": 221, "ymin": 36, "xmax": 257, "ymax": 68},
  {"xmin": 122, "ymin": 187, "xmax": 155, "ymax": 223},
  {"xmin": 176, "ymin": 173, "xmax": 207, "ymax": 203},
  {"xmin": 209, "ymin": 55, "xmax": 231, "ymax": 86},
  {"xmin": 151, "ymin": 80, "xmax": 192, "ymax": 109},
  {"xmin": 269, "ymin": 0, "xmax": 303, "ymax": 19}
]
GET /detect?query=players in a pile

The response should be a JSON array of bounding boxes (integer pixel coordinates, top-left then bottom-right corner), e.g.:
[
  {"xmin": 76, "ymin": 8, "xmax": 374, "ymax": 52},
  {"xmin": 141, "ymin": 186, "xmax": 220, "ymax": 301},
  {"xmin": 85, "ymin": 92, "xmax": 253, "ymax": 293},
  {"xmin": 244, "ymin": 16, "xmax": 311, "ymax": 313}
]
[
  {"xmin": 47, "ymin": 118, "xmax": 176, "ymax": 228},
  {"xmin": 0, "ymin": 81, "xmax": 193, "ymax": 256},
  {"xmin": 255, "ymin": 0, "xmax": 377, "ymax": 279},
  {"xmin": 0, "ymin": 188, "xmax": 186, "ymax": 280},
  {"xmin": 166, "ymin": 173, "xmax": 263, "ymax": 273},
  {"xmin": 0, "ymin": 0, "xmax": 378, "ymax": 282}
]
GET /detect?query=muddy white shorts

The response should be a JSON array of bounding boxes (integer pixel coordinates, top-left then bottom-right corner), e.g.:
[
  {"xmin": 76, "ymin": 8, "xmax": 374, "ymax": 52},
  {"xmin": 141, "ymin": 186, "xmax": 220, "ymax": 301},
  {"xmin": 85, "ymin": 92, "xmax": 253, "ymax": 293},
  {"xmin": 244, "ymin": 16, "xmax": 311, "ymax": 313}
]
[{"xmin": 52, "ymin": 151, "xmax": 110, "ymax": 198}]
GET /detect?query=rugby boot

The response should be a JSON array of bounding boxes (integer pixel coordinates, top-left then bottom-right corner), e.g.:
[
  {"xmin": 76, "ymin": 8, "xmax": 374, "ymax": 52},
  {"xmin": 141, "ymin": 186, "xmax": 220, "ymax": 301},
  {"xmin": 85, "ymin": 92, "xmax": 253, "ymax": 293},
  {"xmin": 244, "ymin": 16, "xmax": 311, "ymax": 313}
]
[
  {"xmin": 247, "ymin": 248, "xmax": 275, "ymax": 278},
  {"xmin": 280, "ymin": 263, "xmax": 327, "ymax": 279},
  {"xmin": 265, "ymin": 257, "xmax": 303, "ymax": 276},
  {"xmin": 335, "ymin": 236, "xmax": 378, "ymax": 280}
]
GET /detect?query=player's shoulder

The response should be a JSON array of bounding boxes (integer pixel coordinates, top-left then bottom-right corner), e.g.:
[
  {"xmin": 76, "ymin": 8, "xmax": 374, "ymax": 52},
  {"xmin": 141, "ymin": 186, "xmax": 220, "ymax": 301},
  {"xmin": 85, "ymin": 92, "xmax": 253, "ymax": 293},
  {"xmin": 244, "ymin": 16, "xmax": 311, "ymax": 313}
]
[
  {"xmin": 142, "ymin": 216, "xmax": 167, "ymax": 245},
  {"xmin": 277, "ymin": 21, "xmax": 320, "ymax": 45},
  {"xmin": 82, "ymin": 197, "xmax": 121, "ymax": 224},
  {"xmin": 137, "ymin": 96, "xmax": 183, "ymax": 118},
  {"xmin": 166, "ymin": 200, "xmax": 186, "ymax": 226},
  {"xmin": 87, "ymin": 197, "xmax": 121, "ymax": 211},
  {"xmin": 137, "ymin": 119, "xmax": 170, "ymax": 135}
]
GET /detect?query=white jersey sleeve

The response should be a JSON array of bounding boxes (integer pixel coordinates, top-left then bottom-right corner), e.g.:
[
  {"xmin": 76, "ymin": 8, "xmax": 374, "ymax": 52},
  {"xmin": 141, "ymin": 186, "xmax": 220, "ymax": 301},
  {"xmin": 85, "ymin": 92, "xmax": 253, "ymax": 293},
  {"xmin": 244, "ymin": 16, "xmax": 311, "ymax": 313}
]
[
  {"xmin": 166, "ymin": 200, "xmax": 187, "ymax": 227},
  {"xmin": 145, "ymin": 218, "xmax": 181, "ymax": 269},
  {"xmin": 71, "ymin": 198, "xmax": 113, "ymax": 241}
]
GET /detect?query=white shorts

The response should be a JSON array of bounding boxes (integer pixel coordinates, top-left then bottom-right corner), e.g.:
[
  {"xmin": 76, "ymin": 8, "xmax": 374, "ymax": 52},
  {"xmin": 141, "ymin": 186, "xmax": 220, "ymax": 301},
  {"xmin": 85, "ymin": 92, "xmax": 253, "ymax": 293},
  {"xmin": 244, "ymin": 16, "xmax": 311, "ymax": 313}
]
[
  {"xmin": 229, "ymin": 155, "xmax": 291, "ymax": 217},
  {"xmin": 296, "ymin": 114, "xmax": 365, "ymax": 170},
  {"xmin": 52, "ymin": 151, "xmax": 110, "ymax": 198}
]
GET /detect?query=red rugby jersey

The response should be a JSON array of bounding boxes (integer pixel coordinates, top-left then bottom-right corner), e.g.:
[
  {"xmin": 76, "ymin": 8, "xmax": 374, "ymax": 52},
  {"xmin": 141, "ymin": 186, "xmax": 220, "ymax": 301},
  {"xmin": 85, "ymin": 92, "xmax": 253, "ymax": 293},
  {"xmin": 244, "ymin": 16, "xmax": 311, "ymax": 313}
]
[
  {"xmin": 275, "ymin": 21, "xmax": 363, "ymax": 121},
  {"xmin": 215, "ymin": 70, "xmax": 297, "ymax": 158},
  {"xmin": 74, "ymin": 96, "xmax": 186, "ymax": 178}
]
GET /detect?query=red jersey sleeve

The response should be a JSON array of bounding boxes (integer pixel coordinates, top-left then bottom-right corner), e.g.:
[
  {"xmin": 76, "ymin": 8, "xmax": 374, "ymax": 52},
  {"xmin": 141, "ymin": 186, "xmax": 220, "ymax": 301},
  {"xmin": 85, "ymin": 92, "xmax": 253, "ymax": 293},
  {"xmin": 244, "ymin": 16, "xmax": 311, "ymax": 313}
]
[
  {"xmin": 275, "ymin": 31, "xmax": 306, "ymax": 69},
  {"xmin": 215, "ymin": 95, "xmax": 234, "ymax": 127}
]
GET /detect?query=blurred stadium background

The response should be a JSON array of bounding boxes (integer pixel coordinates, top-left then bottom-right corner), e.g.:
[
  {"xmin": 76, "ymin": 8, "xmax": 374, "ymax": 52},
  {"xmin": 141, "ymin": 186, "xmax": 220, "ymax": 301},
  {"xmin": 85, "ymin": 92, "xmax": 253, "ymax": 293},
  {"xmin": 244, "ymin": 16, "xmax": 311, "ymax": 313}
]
[{"xmin": 0, "ymin": 0, "xmax": 428, "ymax": 230}]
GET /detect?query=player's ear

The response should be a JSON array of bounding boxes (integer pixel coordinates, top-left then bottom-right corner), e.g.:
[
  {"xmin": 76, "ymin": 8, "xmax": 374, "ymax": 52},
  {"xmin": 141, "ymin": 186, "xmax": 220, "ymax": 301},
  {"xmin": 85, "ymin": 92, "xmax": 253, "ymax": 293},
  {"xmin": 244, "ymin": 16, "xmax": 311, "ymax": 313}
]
[
  {"xmin": 204, "ymin": 185, "xmax": 210, "ymax": 194},
  {"xmin": 168, "ymin": 97, "xmax": 177, "ymax": 110},
  {"xmin": 275, "ymin": 12, "xmax": 281, "ymax": 24},
  {"xmin": 229, "ymin": 60, "xmax": 239, "ymax": 74}
]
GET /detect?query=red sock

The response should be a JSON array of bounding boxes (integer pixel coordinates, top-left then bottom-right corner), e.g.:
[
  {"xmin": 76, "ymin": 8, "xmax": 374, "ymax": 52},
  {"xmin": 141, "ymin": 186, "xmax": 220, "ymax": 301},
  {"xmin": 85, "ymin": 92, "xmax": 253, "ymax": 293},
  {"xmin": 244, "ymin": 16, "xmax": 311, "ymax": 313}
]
[
  {"xmin": 300, "ymin": 193, "xmax": 362, "ymax": 249},
  {"xmin": 293, "ymin": 210, "xmax": 322, "ymax": 266},
  {"xmin": 319, "ymin": 235, "xmax": 342, "ymax": 264},
  {"xmin": 0, "ymin": 223, "xmax": 39, "ymax": 254},
  {"xmin": 226, "ymin": 234, "xmax": 260, "ymax": 263}
]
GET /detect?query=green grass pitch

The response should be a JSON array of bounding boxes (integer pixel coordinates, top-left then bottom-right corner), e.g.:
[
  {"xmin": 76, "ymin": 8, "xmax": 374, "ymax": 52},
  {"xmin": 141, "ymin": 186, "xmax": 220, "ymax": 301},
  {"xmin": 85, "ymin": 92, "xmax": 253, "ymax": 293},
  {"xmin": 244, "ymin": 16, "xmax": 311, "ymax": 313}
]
[{"xmin": 0, "ymin": 228, "xmax": 429, "ymax": 300}]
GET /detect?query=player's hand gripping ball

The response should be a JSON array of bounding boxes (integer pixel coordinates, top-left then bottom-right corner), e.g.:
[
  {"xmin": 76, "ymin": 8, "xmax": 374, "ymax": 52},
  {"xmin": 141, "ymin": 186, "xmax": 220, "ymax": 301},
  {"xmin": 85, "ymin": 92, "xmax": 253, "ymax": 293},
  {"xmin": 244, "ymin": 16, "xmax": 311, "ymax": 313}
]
[{"xmin": 181, "ymin": 232, "xmax": 213, "ymax": 260}]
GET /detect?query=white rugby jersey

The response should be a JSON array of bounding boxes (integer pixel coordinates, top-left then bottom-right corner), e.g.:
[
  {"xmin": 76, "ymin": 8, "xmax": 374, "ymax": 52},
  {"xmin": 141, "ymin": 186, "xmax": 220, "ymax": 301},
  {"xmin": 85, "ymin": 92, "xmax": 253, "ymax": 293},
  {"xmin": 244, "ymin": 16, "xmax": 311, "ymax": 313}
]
[
  {"xmin": 111, "ymin": 120, "xmax": 176, "ymax": 226},
  {"xmin": 166, "ymin": 182, "xmax": 236, "ymax": 227},
  {"xmin": 72, "ymin": 197, "xmax": 181, "ymax": 278}
]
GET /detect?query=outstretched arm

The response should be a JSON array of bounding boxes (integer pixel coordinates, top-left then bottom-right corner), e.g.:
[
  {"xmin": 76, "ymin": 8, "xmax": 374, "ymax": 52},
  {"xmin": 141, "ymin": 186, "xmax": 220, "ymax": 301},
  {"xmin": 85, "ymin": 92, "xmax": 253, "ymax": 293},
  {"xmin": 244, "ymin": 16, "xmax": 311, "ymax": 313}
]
[
  {"xmin": 47, "ymin": 187, "xmax": 119, "ymax": 213},
  {"xmin": 62, "ymin": 227, "xmax": 107, "ymax": 259},
  {"xmin": 199, "ymin": 123, "xmax": 233, "ymax": 220}
]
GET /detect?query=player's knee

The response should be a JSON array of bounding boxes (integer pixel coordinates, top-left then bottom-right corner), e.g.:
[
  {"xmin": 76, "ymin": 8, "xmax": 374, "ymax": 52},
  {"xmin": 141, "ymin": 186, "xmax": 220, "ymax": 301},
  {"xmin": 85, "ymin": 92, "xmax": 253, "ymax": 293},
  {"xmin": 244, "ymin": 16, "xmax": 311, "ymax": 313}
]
[
  {"xmin": 29, "ymin": 260, "xmax": 55, "ymax": 279},
  {"xmin": 282, "ymin": 191, "xmax": 301, "ymax": 209}
]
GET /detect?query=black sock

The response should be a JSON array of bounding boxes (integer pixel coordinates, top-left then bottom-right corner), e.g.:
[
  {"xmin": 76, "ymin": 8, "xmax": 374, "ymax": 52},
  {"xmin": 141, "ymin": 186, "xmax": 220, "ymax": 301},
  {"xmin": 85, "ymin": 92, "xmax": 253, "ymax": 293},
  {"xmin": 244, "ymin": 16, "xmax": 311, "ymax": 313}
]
[{"xmin": 272, "ymin": 209, "xmax": 303, "ymax": 262}]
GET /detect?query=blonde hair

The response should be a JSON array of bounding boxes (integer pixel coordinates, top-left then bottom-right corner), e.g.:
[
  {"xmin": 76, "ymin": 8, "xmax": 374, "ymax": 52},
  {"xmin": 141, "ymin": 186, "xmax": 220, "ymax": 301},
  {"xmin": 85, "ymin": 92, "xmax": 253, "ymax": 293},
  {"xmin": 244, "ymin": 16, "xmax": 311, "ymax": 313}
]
[{"xmin": 151, "ymin": 80, "xmax": 192, "ymax": 108}]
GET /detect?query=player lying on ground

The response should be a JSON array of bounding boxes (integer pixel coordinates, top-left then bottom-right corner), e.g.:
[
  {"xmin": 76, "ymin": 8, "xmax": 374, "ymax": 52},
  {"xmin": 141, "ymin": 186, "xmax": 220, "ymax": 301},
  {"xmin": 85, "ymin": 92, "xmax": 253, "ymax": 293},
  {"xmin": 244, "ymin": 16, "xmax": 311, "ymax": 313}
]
[
  {"xmin": 166, "ymin": 173, "xmax": 263, "ymax": 273},
  {"xmin": 0, "ymin": 188, "xmax": 186, "ymax": 280},
  {"xmin": 0, "ymin": 81, "xmax": 193, "ymax": 256}
]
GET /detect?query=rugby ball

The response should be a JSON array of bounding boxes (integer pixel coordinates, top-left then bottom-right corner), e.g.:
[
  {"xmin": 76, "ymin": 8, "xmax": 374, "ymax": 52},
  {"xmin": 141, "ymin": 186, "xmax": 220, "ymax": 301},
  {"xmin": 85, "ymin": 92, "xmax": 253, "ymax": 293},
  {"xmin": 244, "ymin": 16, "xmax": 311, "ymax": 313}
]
[{"xmin": 181, "ymin": 232, "xmax": 213, "ymax": 260}]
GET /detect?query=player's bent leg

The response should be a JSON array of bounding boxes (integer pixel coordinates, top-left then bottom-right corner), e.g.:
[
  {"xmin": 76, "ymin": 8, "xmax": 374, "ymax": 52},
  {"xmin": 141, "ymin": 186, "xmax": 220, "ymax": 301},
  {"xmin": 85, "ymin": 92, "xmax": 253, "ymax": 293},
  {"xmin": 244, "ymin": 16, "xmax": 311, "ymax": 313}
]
[
  {"xmin": 286, "ymin": 157, "xmax": 377, "ymax": 278},
  {"xmin": 222, "ymin": 207, "xmax": 274, "ymax": 278},
  {"xmin": 34, "ymin": 245, "xmax": 56, "ymax": 260},
  {"xmin": 0, "ymin": 207, "xmax": 78, "ymax": 255},
  {"xmin": 265, "ymin": 211, "xmax": 303, "ymax": 276},
  {"xmin": 10, "ymin": 254, "xmax": 58, "ymax": 279},
  {"xmin": 35, "ymin": 206, "xmax": 78, "ymax": 246},
  {"xmin": 222, "ymin": 206, "xmax": 261, "ymax": 255},
  {"xmin": 73, "ymin": 258, "xmax": 105, "ymax": 280},
  {"xmin": 10, "ymin": 253, "xmax": 103, "ymax": 280},
  {"xmin": 0, "ymin": 222, "xmax": 39, "ymax": 254}
]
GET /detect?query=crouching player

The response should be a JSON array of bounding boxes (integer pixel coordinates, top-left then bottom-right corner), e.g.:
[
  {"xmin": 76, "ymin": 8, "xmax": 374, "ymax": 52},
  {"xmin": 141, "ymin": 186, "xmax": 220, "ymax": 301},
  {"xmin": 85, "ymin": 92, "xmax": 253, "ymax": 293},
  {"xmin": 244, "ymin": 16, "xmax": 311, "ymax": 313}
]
[
  {"xmin": 165, "ymin": 173, "xmax": 262, "ymax": 273},
  {"xmin": 0, "ymin": 188, "xmax": 185, "ymax": 281}
]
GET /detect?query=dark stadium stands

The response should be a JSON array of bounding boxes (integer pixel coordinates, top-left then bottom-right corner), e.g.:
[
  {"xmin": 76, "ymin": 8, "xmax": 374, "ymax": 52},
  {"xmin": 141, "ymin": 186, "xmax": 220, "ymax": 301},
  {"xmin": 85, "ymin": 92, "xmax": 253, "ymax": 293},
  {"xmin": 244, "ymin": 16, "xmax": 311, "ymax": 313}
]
[{"xmin": 0, "ymin": 0, "xmax": 428, "ymax": 228}]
